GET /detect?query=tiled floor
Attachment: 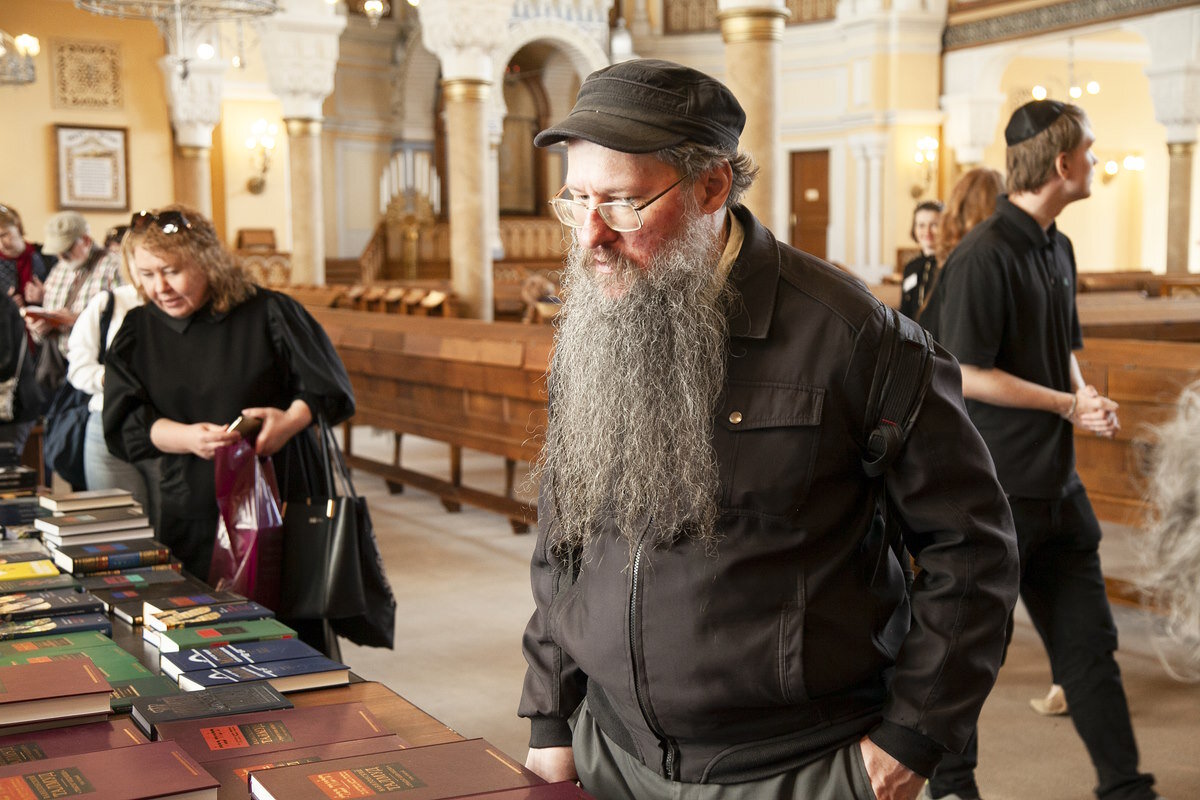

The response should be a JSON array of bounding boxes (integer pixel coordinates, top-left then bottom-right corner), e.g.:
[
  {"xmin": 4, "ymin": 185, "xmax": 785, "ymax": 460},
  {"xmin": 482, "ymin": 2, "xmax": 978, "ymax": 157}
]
[{"xmin": 340, "ymin": 427, "xmax": 1200, "ymax": 799}]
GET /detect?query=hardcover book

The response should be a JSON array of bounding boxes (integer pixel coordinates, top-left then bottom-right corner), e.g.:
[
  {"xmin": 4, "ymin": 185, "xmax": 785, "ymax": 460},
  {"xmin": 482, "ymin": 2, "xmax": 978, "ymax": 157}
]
[
  {"xmin": 142, "ymin": 589, "xmax": 247, "ymax": 620},
  {"xmin": 161, "ymin": 639, "xmax": 323, "ymax": 682},
  {"xmin": 0, "ymin": 630, "xmax": 112, "ymax": 658},
  {"xmin": 177, "ymin": 656, "xmax": 350, "ymax": 694},
  {"xmin": 0, "ymin": 588, "xmax": 104, "ymax": 622},
  {"xmin": 92, "ymin": 577, "xmax": 214, "ymax": 625},
  {"xmin": 249, "ymin": 738, "xmax": 542, "ymax": 800},
  {"xmin": 206, "ymin": 735, "xmax": 407, "ymax": 796},
  {"xmin": 79, "ymin": 565, "xmax": 188, "ymax": 591},
  {"xmin": 0, "ymin": 497, "xmax": 41, "ymax": 526},
  {"xmin": 0, "ymin": 467, "xmax": 36, "ymax": 493},
  {"xmin": 0, "ymin": 613, "xmax": 111, "ymax": 640},
  {"xmin": 0, "ymin": 560, "xmax": 59, "ymax": 583},
  {"xmin": 0, "ymin": 659, "xmax": 112, "ymax": 727},
  {"xmin": 154, "ymin": 702, "xmax": 388, "ymax": 764},
  {"xmin": 0, "ymin": 719, "xmax": 147, "ymax": 764},
  {"xmin": 153, "ymin": 618, "xmax": 296, "ymax": 655},
  {"xmin": 0, "ymin": 573, "xmax": 79, "ymax": 593},
  {"xmin": 0, "ymin": 740, "xmax": 218, "ymax": 799},
  {"xmin": 33, "ymin": 506, "xmax": 150, "ymax": 535},
  {"xmin": 52, "ymin": 539, "xmax": 171, "ymax": 575},
  {"xmin": 109, "ymin": 674, "xmax": 182, "ymax": 713},
  {"xmin": 38, "ymin": 489, "xmax": 137, "ymax": 513},
  {"xmin": 0, "ymin": 548, "xmax": 48, "ymax": 565},
  {"xmin": 147, "ymin": 601, "xmax": 273, "ymax": 633},
  {"xmin": 42, "ymin": 526, "xmax": 156, "ymax": 548},
  {"xmin": 130, "ymin": 682, "xmax": 292, "ymax": 740}
]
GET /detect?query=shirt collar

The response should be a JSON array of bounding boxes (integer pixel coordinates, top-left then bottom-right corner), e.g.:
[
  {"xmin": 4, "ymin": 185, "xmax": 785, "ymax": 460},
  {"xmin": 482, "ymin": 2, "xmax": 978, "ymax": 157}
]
[
  {"xmin": 997, "ymin": 194, "xmax": 1058, "ymax": 249},
  {"xmin": 146, "ymin": 298, "xmax": 226, "ymax": 332}
]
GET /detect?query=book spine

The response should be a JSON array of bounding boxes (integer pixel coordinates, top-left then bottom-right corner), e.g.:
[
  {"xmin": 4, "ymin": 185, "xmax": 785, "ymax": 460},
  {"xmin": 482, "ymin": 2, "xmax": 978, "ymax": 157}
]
[{"xmin": 70, "ymin": 549, "xmax": 170, "ymax": 573}]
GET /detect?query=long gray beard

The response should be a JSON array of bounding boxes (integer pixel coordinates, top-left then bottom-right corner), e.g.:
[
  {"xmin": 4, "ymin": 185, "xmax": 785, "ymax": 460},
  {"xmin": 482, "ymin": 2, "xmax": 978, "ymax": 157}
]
[{"xmin": 537, "ymin": 210, "xmax": 732, "ymax": 553}]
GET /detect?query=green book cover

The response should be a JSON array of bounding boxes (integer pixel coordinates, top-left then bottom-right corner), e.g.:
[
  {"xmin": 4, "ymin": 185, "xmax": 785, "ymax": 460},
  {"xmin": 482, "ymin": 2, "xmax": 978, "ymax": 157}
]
[
  {"xmin": 0, "ymin": 642, "xmax": 148, "ymax": 681},
  {"xmin": 0, "ymin": 630, "xmax": 112, "ymax": 658},
  {"xmin": 109, "ymin": 674, "xmax": 181, "ymax": 712},
  {"xmin": 155, "ymin": 618, "xmax": 297, "ymax": 654}
]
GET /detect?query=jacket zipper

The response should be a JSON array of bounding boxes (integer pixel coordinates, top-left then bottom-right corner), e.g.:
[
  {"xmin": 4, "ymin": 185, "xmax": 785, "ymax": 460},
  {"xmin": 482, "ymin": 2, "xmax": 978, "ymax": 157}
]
[{"xmin": 628, "ymin": 526, "xmax": 681, "ymax": 780}]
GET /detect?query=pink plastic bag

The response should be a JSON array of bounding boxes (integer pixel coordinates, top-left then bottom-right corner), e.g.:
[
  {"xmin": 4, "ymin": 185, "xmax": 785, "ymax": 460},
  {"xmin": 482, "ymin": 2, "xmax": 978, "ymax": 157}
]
[{"xmin": 210, "ymin": 438, "xmax": 283, "ymax": 609}]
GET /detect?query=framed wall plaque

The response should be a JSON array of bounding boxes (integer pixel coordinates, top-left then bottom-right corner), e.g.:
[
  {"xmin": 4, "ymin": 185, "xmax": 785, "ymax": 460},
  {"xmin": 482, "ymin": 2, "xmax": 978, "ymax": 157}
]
[{"xmin": 55, "ymin": 124, "xmax": 129, "ymax": 211}]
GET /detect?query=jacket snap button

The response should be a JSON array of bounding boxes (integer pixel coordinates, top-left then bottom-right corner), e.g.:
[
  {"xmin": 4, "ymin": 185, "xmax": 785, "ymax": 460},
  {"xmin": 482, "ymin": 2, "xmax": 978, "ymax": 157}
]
[{"xmin": 729, "ymin": 411, "xmax": 743, "ymax": 424}]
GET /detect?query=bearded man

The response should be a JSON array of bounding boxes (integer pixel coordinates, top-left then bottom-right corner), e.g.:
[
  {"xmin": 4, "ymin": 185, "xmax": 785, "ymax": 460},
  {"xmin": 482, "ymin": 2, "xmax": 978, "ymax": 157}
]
[{"xmin": 518, "ymin": 60, "xmax": 1020, "ymax": 800}]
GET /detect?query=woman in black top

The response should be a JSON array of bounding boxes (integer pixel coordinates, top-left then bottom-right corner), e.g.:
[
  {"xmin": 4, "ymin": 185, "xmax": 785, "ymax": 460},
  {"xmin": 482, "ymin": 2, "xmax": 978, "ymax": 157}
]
[
  {"xmin": 0, "ymin": 290, "xmax": 41, "ymax": 455},
  {"xmin": 103, "ymin": 206, "xmax": 354, "ymax": 590},
  {"xmin": 898, "ymin": 199, "xmax": 942, "ymax": 319}
]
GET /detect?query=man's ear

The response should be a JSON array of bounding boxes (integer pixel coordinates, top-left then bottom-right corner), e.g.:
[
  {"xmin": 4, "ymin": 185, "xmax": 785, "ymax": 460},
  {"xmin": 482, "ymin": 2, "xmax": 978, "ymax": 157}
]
[
  {"xmin": 1054, "ymin": 150, "xmax": 1071, "ymax": 180},
  {"xmin": 694, "ymin": 161, "xmax": 733, "ymax": 214}
]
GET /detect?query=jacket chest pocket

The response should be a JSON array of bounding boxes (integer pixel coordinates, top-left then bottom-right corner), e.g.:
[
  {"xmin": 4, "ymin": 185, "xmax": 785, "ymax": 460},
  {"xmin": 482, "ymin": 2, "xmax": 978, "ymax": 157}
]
[{"xmin": 715, "ymin": 381, "xmax": 824, "ymax": 517}]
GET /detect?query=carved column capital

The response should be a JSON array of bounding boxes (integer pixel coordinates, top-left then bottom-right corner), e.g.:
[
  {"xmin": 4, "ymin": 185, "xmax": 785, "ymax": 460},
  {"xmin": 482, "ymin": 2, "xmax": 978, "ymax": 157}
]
[
  {"xmin": 1133, "ymin": 8, "xmax": 1200, "ymax": 143},
  {"xmin": 257, "ymin": 0, "xmax": 347, "ymax": 120},
  {"xmin": 419, "ymin": 0, "xmax": 518, "ymax": 81},
  {"xmin": 159, "ymin": 56, "xmax": 226, "ymax": 149}
]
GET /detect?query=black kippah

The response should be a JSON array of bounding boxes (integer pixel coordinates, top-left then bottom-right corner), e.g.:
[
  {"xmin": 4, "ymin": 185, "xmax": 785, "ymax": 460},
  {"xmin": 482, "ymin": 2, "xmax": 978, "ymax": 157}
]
[{"xmin": 1005, "ymin": 100, "xmax": 1066, "ymax": 146}]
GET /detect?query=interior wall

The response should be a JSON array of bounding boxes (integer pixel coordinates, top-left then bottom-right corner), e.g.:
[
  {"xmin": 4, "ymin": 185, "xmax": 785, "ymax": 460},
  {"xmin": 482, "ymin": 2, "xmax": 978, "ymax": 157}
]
[{"xmin": 0, "ymin": 0, "xmax": 173, "ymax": 245}]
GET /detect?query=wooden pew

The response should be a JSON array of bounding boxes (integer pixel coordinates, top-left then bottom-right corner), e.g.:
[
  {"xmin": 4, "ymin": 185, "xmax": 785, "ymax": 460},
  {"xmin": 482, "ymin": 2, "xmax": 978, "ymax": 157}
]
[
  {"xmin": 1078, "ymin": 292, "xmax": 1200, "ymax": 341},
  {"xmin": 309, "ymin": 308, "xmax": 550, "ymax": 533}
]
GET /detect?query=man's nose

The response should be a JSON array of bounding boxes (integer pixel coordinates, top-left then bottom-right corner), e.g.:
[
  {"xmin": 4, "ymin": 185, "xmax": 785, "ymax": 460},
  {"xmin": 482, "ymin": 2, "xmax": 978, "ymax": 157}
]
[{"xmin": 575, "ymin": 207, "xmax": 619, "ymax": 251}]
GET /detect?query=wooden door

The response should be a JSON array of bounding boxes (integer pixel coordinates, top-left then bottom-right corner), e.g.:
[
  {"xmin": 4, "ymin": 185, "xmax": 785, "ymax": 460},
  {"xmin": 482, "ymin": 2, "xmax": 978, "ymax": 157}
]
[{"xmin": 790, "ymin": 150, "xmax": 829, "ymax": 260}]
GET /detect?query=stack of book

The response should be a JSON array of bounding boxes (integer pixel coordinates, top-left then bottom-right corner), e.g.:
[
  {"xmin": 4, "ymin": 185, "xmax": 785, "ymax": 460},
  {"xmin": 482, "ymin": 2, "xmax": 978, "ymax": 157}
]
[
  {"xmin": 0, "ymin": 463, "xmax": 41, "ymax": 537},
  {"xmin": 0, "ymin": 541, "xmax": 110, "ymax": 640},
  {"xmin": 0, "ymin": 659, "xmax": 112, "ymax": 733},
  {"xmin": 82, "ymin": 566, "xmax": 199, "ymax": 625},
  {"xmin": 0, "ymin": 739, "xmax": 219, "ymax": 799},
  {"xmin": 160, "ymin": 638, "xmax": 350, "ymax": 693},
  {"xmin": 0, "ymin": 630, "xmax": 180, "ymax": 712},
  {"xmin": 141, "ymin": 592, "xmax": 276, "ymax": 653}
]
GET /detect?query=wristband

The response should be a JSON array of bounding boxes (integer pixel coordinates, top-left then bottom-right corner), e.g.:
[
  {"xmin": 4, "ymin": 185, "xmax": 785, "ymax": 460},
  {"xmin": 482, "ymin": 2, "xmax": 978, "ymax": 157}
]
[{"xmin": 1063, "ymin": 393, "xmax": 1078, "ymax": 420}]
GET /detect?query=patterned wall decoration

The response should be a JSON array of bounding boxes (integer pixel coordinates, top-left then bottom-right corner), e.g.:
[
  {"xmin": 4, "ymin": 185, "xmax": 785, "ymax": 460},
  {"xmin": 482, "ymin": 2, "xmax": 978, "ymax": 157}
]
[
  {"xmin": 945, "ymin": 0, "xmax": 1195, "ymax": 50},
  {"xmin": 663, "ymin": 0, "xmax": 837, "ymax": 35},
  {"xmin": 51, "ymin": 40, "xmax": 123, "ymax": 110}
]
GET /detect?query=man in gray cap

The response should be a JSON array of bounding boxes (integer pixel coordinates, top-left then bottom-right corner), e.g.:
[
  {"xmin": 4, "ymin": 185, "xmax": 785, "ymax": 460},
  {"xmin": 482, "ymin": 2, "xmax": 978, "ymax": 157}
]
[
  {"xmin": 925, "ymin": 102, "xmax": 1162, "ymax": 800},
  {"xmin": 29, "ymin": 211, "xmax": 122, "ymax": 375},
  {"xmin": 518, "ymin": 59, "xmax": 1019, "ymax": 800}
]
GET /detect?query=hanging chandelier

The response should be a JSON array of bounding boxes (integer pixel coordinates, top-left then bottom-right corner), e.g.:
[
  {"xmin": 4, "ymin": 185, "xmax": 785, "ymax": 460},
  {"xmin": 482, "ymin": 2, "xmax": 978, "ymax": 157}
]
[{"xmin": 0, "ymin": 29, "xmax": 40, "ymax": 86}]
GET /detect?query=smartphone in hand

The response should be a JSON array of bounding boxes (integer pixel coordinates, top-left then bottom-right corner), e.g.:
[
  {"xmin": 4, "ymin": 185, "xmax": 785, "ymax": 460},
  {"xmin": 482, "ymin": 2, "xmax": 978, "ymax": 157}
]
[{"xmin": 227, "ymin": 415, "xmax": 263, "ymax": 441}]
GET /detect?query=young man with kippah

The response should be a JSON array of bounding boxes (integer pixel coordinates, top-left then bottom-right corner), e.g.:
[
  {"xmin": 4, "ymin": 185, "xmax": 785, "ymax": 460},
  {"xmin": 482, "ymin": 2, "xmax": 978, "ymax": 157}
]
[
  {"xmin": 927, "ymin": 100, "xmax": 1163, "ymax": 800},
  {"xmin": 518, "ymin": 58, "xmax": 1019, "ymax": 800}
]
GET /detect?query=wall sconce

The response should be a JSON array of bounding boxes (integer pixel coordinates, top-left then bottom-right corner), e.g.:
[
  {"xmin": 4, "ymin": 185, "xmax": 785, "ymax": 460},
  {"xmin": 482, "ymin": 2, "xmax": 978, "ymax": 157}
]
[
  {"xmin": 0, "ymin": 30, "xmax": 40, "ymax": 86},
  {"xmin": 1100, "ymin": 154, "xmax": 1145, "ymax": 186},
  {"xmin": 244, "ymin": 119, "xmax": 277, "ymax": 195},
  {"xmin": 911, "ymin": 136, "xmax": 939, "ymax": 199}
]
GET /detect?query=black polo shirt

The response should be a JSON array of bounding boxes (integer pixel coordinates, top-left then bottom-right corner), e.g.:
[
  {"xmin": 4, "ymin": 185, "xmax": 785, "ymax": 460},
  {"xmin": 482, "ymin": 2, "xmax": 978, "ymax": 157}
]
[{"xmin": 933, "ymin": 195, "xmax": 1082, "ymax": 499}]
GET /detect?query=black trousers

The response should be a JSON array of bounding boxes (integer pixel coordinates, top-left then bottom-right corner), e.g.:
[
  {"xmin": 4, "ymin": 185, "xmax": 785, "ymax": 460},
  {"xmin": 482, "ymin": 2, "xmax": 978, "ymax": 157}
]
[{"xmin": 928, "ymin": 487, "xmax": 1156, "ymax": 800}]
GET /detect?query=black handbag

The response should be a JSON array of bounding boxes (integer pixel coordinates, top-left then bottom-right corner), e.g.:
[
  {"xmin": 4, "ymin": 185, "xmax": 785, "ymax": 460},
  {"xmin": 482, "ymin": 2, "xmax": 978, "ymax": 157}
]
[
  {"xmin": 34, "ymin": 341, "xmax": 68, "ymax": 399},
  {"xmin": 280, "ymin": 416, "xmax": 396, "ymax": 648}
]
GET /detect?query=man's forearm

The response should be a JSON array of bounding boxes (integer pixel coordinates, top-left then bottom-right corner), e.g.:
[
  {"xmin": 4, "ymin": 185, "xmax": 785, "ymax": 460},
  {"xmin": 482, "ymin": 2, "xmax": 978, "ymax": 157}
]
[{"xmin": 959, "ymin": 364, "xmax": 1074, "ymax": 417}]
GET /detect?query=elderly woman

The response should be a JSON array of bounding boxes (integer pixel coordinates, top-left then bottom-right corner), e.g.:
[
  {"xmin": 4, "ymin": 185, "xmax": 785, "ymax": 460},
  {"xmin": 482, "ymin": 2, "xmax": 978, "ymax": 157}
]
[{"xmin": 103, "ymin": 206, "xmax": 354, "ymax": 597}]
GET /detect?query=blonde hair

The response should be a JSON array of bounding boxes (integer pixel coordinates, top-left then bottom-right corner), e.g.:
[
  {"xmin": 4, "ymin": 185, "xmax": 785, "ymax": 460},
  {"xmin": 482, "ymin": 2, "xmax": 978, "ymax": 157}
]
[
  {"xmin": 935, "ymin": 167, "xmax": 1004, "ymax": 265},
  {"xmin": 121, "ymin": 205, "xmax": 255, "ymax": 314},
  {"xmin": 1006, "ymin": 103, "xmax": 1089, "ymax": 194}
]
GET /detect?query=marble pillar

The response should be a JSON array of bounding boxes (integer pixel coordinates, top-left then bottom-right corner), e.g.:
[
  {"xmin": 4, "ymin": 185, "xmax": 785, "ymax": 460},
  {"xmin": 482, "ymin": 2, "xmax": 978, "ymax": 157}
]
[
  {"xmin": 718, "ymin": 1, "xmax": 787, "ymax": 231},
  {"xmin": 285, "ymin": 119, "xmax": 325, "ymax": 286},
  {"xmin": 443, "ymin": 78, "xmax": 492, "ymax": 320},
  {"xmin": 1167, "ymin": 141, "xmax": 1195, "ymax": 274},
  {"xmin": 174, "ymin": 146, "xmax": 213, "ymax": 217}
]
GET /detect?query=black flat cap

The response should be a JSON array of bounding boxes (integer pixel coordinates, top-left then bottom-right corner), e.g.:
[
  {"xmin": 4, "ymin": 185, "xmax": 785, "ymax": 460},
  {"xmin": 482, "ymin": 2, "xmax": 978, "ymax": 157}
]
[
  {"xmin": 534, "ymin": 59, "xmax": 745, "ymax": 154},
  {"xmin": 1005, "ymin": 99, "xmax": 1066, "ymax": 146}
]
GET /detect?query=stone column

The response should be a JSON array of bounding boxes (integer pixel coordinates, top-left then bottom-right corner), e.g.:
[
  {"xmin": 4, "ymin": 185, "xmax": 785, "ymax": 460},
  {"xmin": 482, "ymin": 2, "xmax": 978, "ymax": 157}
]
[
  {"xmin": 940, "ymin": 46, "xmax": 1012, "ymax": 170},
  {"xmin": 718, "ymin": 0, "xmax": 788, "ymax": 231},
  {"xmin": 1167, "ymin": 142, "xmax": 1195, "ymax": 274},
  {"xmin": 420, "ymin": 0, "xmax": 516, "ymax": 320},
  {"xmin": 1137, "ymin": 8, "xmax": 1200, "ymax": 273},
  {"xmin": 159, "ymin": 55, "xmax": 225, "ymax": 217},
  {"xmin": 257, "ymin": 0, "xmax": 346, "ymax": 285}
]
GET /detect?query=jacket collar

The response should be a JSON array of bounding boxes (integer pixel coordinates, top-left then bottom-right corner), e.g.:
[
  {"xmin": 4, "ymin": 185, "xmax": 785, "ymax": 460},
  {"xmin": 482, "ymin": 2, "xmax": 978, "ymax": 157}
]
[
  {"xmin": 147, "ymin": 298, "xmax": 227, "ymax": 333},
  {"xmin": 726, "ymin": 204, "xmax": 778, "ymax": 340}
]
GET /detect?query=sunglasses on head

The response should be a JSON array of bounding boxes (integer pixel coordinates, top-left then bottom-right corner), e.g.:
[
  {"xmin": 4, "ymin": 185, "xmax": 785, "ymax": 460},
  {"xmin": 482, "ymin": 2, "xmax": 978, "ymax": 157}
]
[{"xmin": 129, "ymin": 210, "xmax": 192, "ymax": 235}]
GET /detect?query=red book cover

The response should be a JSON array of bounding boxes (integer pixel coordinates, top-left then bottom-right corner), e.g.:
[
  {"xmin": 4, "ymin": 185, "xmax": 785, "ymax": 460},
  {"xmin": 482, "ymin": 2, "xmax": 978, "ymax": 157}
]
[
  {"xmin": 206, "ymin": 734, "xmax": 407, "ymax": 795},
  {"xmin": 154, "ymin": 701, "xmax": 389, "ymax": 764},
  {"xmin": 0, "ymin": 719, "xmax": 147, "ymax": 765},
  {"xmin": 0, "ymin": 659, "xmax": 112, "ymax": 727},
  {"xmin": 249, "ymin": 738, "xmax": 542, "ymax": 800},
  {"xmin": 0, "ymin": 740, "xmax": 217, "ymax": 799}
]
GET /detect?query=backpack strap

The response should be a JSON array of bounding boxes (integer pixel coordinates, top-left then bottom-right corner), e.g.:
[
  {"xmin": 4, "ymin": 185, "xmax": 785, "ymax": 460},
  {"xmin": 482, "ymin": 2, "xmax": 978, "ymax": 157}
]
[
  {"xmin": 861, "ymin": 306, "xmax": 936, "ymax": 478},
  {"xmin": 97, "ymin": 291, "xmax": 115, "ymax": 366}
]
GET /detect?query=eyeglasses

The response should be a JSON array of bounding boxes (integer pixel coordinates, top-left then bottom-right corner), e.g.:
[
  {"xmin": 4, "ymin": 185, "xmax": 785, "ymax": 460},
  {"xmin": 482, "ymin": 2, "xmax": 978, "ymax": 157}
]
[
  {"xmin": 549, "ymin": 176, "xmax": 686, "ymax": 233},
  {"xmin": 129, "ymin": 210, "xmax": 192, "ymax": 236}
]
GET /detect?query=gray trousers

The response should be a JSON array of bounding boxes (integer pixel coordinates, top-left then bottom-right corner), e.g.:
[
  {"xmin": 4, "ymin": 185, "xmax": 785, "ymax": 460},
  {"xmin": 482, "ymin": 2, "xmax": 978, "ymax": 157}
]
[{"xmin": 572, "ymin": 702, "xmax": 878, "ymax": 800}]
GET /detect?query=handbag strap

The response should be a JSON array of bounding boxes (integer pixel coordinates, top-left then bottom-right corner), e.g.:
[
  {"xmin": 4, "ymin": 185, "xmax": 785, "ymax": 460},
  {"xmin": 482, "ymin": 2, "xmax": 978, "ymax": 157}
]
[
  {"xmin": 318, "ymin": 415, "xmax": 358, "ymax": 502},
  {"xmin": 96, "ymin": 291, "xmax": 115, "ymax": 366}
]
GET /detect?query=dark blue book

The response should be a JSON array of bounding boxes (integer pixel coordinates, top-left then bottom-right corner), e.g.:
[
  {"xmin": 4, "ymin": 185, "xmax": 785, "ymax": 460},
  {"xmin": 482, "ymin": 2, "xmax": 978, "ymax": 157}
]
[
  {"xmin": 130, "ymin": 681, "xmax": 292, "ymax": 740},
  {"xmin": 177, "ymin": 656, "xmax": 349, "ymax": 693},
  {"xmin": 0, "ymin": 589, "xmax": 103, "ymax": 621},
  {"xmin": 0, "ymin": 613, "xmax": 112, "ymax": 640},
  {"xmin": 145, "ymin": 600, "xmax": 272, "ymax": 633},
  {"xmin": 160, "ymin": 637, "xmax": 323, "ymax": 682},
  {"xmin": 51, "ymin": 540, "xmax": 171, "ymax": 575}
]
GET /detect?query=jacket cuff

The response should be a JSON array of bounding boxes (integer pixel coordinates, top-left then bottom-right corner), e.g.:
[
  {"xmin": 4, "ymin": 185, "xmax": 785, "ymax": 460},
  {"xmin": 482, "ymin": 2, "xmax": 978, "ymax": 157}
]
[
  {"xmin": 528, "ymin": 716, "xmax": 573, "ymax": 749},
  {"xmin": 868, "ymin": 721, "xmax": 946, "ymax": 778}
]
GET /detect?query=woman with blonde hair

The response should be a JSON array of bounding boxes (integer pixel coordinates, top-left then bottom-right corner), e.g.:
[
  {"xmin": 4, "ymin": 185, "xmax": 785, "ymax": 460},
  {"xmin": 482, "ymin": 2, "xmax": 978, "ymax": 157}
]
[
  {"xmin": 103, "ymin": 206, "xmax": 354, "ymax": 651},
  {"xmin": 917, "ymin": 167, "xmax": 1004, "ymax": 326}
]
